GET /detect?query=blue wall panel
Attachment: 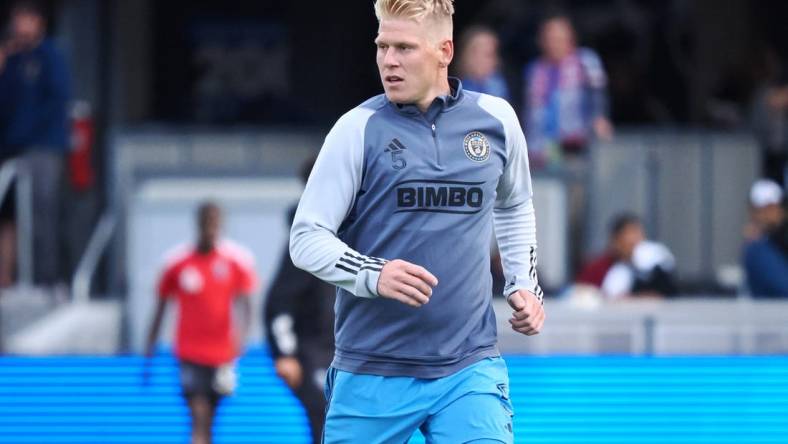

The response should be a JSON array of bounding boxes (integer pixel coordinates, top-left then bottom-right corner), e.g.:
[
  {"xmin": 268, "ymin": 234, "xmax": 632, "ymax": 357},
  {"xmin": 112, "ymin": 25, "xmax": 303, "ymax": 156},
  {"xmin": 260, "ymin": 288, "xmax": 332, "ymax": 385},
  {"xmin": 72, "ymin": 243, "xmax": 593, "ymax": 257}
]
[{"xmin": 0, "ymin": 350, "xmax": 786, "ymax": 443}]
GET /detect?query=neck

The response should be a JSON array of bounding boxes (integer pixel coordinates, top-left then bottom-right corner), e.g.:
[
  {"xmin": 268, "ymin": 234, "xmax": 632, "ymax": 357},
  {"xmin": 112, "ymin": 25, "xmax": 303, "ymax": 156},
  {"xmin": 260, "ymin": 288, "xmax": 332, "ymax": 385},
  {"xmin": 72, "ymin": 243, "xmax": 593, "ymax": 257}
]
[
  {"xmin": 546, "ymin": 48, "xmax": 575, "ymax": 63},
  {"xmin": 416, "ymin": 74, "xmax": 451, "ymax": 112},
  {"xmin": 18, "ymin": 35, "xmax": 44, "ymax": 52},
  {"xmin": 197, "ymin": 240, "xmax": 214, "ymax": 254}
]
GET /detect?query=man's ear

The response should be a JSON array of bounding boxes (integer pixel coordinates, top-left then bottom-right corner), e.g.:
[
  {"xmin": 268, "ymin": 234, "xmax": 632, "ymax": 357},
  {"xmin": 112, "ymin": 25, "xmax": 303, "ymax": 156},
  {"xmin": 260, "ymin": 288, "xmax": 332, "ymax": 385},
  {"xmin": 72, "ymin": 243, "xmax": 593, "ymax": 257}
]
[{"xmin": 438, "ymin": 39, "xmax": 454, "ymax": 68}]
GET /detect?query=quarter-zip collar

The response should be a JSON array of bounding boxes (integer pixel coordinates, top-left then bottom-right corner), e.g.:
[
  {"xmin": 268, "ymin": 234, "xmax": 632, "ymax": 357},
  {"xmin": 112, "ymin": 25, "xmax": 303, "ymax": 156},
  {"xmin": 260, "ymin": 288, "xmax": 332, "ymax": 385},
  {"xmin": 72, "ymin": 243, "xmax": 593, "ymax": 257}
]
[{"xmin": 387, "ymin": 77, "xmax": 464, "ymax": 119}]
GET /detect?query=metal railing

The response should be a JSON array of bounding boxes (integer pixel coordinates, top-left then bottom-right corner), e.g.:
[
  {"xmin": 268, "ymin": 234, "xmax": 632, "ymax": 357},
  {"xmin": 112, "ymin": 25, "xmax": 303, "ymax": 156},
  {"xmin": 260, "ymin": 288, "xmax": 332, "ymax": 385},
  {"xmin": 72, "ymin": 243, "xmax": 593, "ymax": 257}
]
[
  {"xmin": 0, "ymin": 159, "xmax": 34, "ymax": 288},
  {"xmin": 70, "ymin": 211, "xmax": 115, "ymax": 303},
  {"xmin": 495, "ymin": 298, "xmax": 788, "ymax": 355},
  {"xmin": 0, "ymin": 157, "xmax": 115, "ymax": 302}
]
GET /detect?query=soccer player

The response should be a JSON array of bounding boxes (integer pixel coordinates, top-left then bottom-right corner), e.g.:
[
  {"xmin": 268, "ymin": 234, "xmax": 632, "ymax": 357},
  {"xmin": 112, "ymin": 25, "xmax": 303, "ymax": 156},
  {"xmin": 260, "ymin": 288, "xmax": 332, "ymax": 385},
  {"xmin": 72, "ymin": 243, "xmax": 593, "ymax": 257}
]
[
  {"xmin": 289, "ymin": 1, "xmax": 545, "ymax": 442},
  {"xmin": 145, "ymin": 202, "xmax": 258, "ymax": 444}
]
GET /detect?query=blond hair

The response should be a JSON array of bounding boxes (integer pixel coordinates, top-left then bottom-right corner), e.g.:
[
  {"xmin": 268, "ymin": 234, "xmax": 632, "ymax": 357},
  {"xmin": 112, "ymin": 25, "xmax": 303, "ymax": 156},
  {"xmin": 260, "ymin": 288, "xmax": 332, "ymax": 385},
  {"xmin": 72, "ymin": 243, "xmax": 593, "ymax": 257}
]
[{"xmin": 374, "ymin": 0, "xmax": 454, "ymax": 40}]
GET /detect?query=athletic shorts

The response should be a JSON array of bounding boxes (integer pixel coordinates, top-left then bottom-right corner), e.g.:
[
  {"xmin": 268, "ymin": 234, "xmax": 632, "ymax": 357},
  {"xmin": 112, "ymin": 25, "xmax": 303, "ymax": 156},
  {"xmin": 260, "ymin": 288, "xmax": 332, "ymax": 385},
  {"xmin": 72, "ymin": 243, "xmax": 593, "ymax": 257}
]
[
  {"xmin": 323, "ymin": 357, "xmax": 514, "ymax": 444},
  {"xmin": 179, "ymin": 360, "xmax": 237, "ymax": 402}
]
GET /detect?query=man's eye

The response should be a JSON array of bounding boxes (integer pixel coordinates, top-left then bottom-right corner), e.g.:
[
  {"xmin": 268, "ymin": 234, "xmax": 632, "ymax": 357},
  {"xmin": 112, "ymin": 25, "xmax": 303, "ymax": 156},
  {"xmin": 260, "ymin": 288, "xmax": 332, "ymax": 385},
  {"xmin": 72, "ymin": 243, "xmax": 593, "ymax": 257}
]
[
  {"xmin": 398, "ymin": 45, "xmax": 410, "ymax": 51},
  {"xmin": 377, "ymin": 44, "xmax": 387, "ymax": 50}
]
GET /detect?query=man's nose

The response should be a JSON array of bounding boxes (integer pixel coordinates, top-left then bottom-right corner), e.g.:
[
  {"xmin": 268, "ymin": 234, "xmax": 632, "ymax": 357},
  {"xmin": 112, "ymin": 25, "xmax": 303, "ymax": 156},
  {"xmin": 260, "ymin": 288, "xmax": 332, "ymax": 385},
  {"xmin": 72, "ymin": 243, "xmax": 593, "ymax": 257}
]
[{"xmin": 382, "ymin": 48, "xmax": 399, "ymax": 67}]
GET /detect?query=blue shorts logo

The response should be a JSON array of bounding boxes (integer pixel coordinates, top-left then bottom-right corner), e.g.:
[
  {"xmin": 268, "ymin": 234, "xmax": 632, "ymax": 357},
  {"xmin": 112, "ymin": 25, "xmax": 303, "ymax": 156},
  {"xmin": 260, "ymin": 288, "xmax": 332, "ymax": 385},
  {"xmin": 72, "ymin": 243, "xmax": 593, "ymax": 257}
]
[{"xmin": 463, "ymin": 131, "xmax": 491, "ymax": 162}]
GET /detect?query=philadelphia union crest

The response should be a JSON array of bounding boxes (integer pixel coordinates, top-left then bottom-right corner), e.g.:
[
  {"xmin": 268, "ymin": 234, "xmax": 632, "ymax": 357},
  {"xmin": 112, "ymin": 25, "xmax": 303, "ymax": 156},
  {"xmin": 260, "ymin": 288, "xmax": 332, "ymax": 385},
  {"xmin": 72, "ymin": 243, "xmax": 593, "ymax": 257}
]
[{"xmin": 463, "ymin": 131, "xmax": 490, "ymax": 162}]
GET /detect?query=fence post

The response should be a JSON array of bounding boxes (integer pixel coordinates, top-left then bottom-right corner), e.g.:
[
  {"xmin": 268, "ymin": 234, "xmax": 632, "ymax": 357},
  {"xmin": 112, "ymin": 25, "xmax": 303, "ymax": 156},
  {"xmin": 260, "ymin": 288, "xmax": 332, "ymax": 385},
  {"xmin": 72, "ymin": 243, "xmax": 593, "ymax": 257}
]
[{"xmin": 15, "ymin": 162, "xmax": 34, "ymax": 288}]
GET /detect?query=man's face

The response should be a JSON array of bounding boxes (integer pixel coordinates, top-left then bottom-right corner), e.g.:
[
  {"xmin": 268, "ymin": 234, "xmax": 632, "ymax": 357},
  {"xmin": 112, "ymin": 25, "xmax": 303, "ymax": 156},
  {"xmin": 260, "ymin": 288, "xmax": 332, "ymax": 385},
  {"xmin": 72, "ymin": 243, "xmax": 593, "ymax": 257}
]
[
  {"xmin": 612, "ymin": 223, "xmax": 645, "ymax": 261},
  {"xmin": 464, "ymin": 32, "xmax": 499, "ymax": 79},
  {"xmin": 540, "ymin": 18, "xmax": 575, "ymax": 62},
  {"xmin": 753, "ymin": 204, "xmax": 785, "ymax": 232},
  {"xmin": 199, "ymin": 207, "xmax": 222, "ymax": 248},
  {"xmin": 11, "ymin": 11, "xmax": 45, "ymax": 49},
  {"xmin": 376, "ymin": 18, "xmax": 446, "ymax": 106}
]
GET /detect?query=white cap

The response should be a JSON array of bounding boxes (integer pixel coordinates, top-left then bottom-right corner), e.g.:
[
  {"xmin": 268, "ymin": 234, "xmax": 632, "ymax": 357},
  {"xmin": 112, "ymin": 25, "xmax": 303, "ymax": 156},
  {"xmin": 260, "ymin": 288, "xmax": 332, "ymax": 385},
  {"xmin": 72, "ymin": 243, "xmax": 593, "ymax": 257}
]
[
  {"xmin": 750, "ymin": 179, "xmax": 783, "ymax": 208},
  {"xmin": 632, "ymin": 240, "xmax": 675, "ymax": 272}
]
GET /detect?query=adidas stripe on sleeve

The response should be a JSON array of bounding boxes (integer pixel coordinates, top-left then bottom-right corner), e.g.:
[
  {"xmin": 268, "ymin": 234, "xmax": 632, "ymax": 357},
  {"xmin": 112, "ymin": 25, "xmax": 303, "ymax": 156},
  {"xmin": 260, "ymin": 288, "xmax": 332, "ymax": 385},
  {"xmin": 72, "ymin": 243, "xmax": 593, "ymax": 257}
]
[{"xmin": 479, "ymin": 94, "xmax": 544, "ymax": 305}]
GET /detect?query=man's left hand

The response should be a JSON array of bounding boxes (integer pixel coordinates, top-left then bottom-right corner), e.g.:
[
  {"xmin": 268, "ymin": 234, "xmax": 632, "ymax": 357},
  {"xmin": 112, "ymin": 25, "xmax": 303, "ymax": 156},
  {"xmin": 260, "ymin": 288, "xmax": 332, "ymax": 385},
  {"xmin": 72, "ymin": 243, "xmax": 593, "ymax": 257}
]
[
  {"xmin": 507, "ymin": 290, "xmax": 545, "ymax": 336},
  {"xmin": 593, "ymin": 117, "xmax": 614, "ymax": 141}
]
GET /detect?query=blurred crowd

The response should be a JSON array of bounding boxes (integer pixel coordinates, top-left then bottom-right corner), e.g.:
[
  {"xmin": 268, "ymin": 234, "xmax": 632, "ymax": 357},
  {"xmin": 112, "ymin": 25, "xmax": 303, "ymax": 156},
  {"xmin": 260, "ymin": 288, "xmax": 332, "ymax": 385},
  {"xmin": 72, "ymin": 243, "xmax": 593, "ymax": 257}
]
[
  {"xmin": 0, "ymin": 1, "xmax": 786, "ymax": 442},
  {"xmin": 1, "ymin": 0, "xmax": 787, "ymax": 300},
  {"xmin": 456, "ymin": 14, "xmax": 613, "ymax": 170},
  {"xmin": 451, "ymin": 11, "xmax": 788, "ymax": 301}
]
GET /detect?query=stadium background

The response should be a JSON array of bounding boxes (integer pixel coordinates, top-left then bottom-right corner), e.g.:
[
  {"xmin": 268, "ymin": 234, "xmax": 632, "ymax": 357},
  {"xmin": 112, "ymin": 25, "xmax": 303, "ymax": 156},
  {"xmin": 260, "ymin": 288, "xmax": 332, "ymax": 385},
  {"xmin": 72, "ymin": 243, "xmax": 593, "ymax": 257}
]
[{"xmin": 2, "ymin": 0, "xmax": 788, "ymax": 443}]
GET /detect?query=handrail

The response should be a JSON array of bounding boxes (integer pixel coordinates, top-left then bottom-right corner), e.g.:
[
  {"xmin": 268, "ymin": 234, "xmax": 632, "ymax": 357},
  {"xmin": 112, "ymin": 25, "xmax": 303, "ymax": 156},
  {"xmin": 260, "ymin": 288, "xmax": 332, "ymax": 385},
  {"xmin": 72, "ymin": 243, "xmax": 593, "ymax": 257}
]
[
  {"xmin": 71, "ymin": 212, "xmax": 116, "ymax": 304},
  {"xmin": 15, "ymin": 162, "xmax": 33, "ymax": 288},
  {"xmin": 0, "ymin": 160, "xmax": 16, "ymax": 202},
  {"xmin": 0, "ymin": 159, "xmax": 33, "ymax": 288}
]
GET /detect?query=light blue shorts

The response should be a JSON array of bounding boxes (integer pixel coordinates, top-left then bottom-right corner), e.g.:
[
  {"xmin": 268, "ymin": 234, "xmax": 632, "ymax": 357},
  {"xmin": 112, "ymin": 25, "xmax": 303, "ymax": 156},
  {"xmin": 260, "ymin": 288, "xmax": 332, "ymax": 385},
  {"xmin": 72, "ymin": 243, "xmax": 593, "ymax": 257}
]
[{"xmin": 323, "ymin": 357, "xmax": 514, "ymax": 444}]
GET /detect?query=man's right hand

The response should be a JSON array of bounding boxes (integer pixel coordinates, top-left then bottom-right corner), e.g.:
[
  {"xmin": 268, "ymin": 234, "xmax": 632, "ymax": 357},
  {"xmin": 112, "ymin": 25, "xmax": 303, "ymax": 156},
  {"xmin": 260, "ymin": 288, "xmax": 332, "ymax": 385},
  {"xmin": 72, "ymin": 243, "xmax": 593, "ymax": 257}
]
[
  {"xmin": 377, "ymin": 259, "xmax": 438, "ymax": 307},
  {"xmin": 275, "ymin": 356, "xmax": 303, "ymax": 390}
]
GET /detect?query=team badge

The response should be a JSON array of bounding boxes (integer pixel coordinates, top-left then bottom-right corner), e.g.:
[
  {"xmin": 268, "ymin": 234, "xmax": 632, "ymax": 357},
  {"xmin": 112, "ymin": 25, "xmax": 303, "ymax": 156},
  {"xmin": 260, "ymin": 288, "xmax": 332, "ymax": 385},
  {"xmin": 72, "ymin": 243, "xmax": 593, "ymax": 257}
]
[
  {"xmin": 463, "ymin": 131, "xmax": 490, "ymax": 162},
  {"xmin": 179, "ymin": 266, "xmax": 204, "ymax": 294}
]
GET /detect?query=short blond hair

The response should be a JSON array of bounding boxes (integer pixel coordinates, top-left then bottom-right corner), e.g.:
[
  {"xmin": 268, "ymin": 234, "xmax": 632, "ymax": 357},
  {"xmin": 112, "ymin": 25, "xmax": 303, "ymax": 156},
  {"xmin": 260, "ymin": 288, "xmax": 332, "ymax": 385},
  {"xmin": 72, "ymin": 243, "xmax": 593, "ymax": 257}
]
[{"xmin": 374, "ymin": 0, "xmax": 454, "ymax": 40}]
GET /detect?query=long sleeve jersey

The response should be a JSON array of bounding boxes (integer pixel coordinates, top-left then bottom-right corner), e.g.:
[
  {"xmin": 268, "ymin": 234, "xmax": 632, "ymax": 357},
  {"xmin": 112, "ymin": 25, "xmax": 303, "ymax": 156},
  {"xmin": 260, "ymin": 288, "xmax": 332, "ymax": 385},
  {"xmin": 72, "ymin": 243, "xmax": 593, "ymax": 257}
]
[{"xmin": 291, "ymin": 78, "xmax": 542, "ymax": 378}]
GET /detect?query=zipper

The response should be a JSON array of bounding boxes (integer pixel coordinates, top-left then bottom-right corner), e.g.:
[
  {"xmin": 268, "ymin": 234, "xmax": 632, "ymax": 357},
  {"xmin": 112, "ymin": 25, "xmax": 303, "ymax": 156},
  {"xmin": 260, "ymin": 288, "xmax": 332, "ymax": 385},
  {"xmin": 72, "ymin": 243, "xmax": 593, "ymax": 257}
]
[{"xmin": 430, "ymin": 122, "xmax": 442, "ymax": 166}]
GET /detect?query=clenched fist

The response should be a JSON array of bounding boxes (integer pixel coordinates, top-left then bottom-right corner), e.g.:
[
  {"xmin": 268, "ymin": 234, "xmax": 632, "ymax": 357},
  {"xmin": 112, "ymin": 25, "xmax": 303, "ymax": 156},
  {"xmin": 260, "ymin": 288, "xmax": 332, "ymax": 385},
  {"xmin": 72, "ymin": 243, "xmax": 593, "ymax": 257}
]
[
  {"xmin": 377, "ymin": 259, "xmax": 438, "ymax": 307},
  {"xmin": 507, "ymin": 290, "xmax": 545, "ymax": 335}
]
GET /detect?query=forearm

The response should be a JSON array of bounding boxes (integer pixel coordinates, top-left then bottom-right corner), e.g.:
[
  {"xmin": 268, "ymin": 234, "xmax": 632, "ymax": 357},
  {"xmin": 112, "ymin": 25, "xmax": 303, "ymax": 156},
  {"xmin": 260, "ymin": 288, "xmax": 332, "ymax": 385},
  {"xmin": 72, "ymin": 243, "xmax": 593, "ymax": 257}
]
[
  {"xmin": 145, "ymin": 300, "xmax": 167, "ymax": 354},
  {"xmin": 266, "ymin": 311, "xmax": 297, "ymax": 359},
  {"xmin": 290, "ymin": 223, "xmax": 386, "ymax": 298},
  {"xmin": 236, "ymin": 297, "xmax": 252, "ymax": 345},
  {"xmin": 263, "ymin": 256, "xmax": 313, "ymax": 358},
  {"xmin": 238, "ymin": 295, "xmax": 252, "ymax": 339},
  {"xmin": 494, "ymin": 199, "xmax": 543, "ymax": 304}
]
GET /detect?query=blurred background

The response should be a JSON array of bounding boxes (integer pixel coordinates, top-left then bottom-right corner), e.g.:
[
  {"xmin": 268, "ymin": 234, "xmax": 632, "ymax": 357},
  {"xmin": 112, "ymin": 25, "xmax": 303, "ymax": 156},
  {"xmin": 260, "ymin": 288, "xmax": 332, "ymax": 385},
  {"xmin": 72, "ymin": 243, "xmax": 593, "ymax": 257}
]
[{"xmin": 1, "ymin": 0, "xmax": 787, "ymax": 443}]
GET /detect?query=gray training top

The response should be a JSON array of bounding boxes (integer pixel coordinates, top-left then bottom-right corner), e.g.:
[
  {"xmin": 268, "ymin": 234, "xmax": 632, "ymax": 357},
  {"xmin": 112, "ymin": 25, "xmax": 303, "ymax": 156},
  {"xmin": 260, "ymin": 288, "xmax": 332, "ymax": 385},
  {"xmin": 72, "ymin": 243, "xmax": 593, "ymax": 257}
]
[{"xmin": 290, "ymin": 78, "xmax": 543, "ymax": 378}]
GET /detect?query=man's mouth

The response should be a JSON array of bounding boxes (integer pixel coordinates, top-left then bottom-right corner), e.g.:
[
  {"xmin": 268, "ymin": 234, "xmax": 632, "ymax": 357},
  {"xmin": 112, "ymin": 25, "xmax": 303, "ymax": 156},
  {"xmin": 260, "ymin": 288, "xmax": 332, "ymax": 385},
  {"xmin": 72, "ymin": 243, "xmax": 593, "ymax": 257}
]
[{"xmin": 385, "ymin": 75, "xmax": 404, "ymax": 84}]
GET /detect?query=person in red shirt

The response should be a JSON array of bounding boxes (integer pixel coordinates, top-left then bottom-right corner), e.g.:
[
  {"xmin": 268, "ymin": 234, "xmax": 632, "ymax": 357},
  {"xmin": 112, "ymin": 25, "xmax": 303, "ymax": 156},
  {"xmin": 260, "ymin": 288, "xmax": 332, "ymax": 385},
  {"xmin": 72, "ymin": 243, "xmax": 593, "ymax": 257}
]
[
  {"xmin": 577, "ymin": 213, "xmax": 643, "ymax": 288},
  {"xmin": 577, "ymin": 213, "xmax": 676, "ymax": 299},
  {"xmin": 145, "ymin": 202, "xmax": 258, "ymax": 444}
]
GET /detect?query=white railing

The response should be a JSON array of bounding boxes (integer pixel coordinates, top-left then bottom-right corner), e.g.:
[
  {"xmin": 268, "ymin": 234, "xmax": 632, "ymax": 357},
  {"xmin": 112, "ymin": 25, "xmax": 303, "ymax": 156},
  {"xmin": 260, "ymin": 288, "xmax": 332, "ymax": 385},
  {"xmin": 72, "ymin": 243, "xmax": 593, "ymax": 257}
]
[
  {"xmin": 0, "ymin": 159, "xmax": 34, "ymax": 288},
  {"xmin": 70, "ymin": 212, "xmax": 116, "ymax": 304},
  {"xmin": 494, "ymin": 298, "xmax": 788, "ymax": 355}
]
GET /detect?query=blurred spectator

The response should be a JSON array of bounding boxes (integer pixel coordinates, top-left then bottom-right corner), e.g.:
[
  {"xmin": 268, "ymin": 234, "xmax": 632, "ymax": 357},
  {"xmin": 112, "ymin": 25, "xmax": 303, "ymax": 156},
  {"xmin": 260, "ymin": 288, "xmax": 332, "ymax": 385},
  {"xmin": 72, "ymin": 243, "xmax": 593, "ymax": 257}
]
[
  {"xmin": 743, "ymin": 180, "xmax": 788, "ymax": 297},
  {"xmin": 522, "ymin": 13, "xmax": 613, "ymax": 168},
  {"xmin": 522, "ymin": 13, "xmax": 615, "ymax": 274},
  {"xmin": 263, "ymin": 156, "xmax": 334, "ymax": 444},
  {"xmin": 456, "ymin": 25, "xmax": 509, "ymax": 101},
  {"xmin": 744, "ymin": 179, "xmax": 785, "ymax": 241},
  {"xmin": 145, "ymin": 202, "xmax": 258, "ymax": 444},
  {"xmin": 751, "ymin": 53, "xmax": 788, "ymax": 185},
  {"xmin": 0, "ymin": 0, "xmax": 71, "ymax": 286},
  {"xmin": 576, "ymin": 213, "xmax": 676, "ymax": 300}
]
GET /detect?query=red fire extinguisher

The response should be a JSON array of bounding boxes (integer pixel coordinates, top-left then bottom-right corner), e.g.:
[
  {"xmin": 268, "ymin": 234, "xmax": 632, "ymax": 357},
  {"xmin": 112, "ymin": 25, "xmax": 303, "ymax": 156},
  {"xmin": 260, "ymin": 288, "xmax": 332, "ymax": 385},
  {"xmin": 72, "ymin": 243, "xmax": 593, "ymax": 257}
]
[{"xmin": 69, "ymin": 101, "xmax": 95, "ymax": 192}]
